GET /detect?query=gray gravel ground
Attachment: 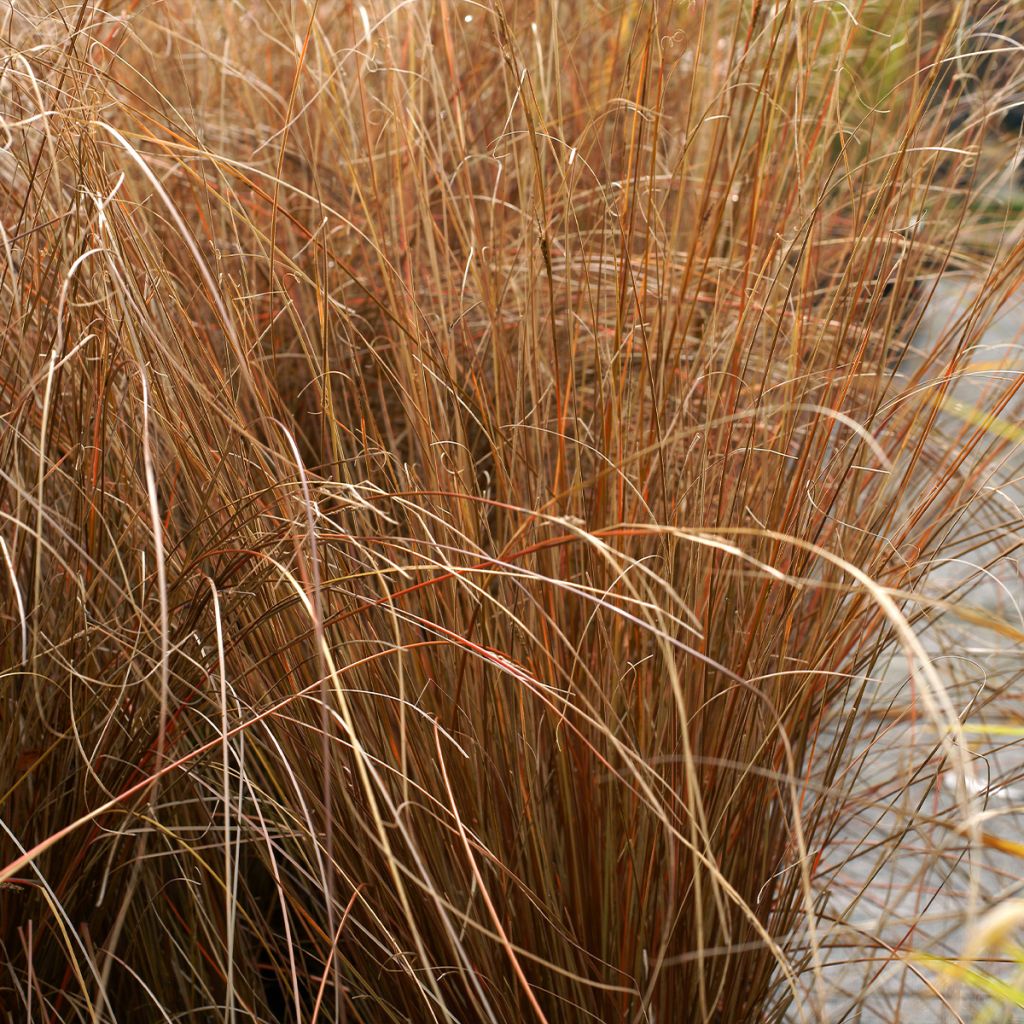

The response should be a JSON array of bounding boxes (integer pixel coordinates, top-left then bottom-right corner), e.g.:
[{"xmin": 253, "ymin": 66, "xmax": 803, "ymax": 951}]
[{"xmin": 794, "ymin": 275, "xmax": 1024, "ymax": 1023}]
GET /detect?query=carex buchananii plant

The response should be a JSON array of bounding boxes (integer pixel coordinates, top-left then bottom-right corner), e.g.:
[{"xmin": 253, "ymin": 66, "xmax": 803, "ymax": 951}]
[{"xmin": 0, "ymin": 1, "xmax": 1022, "ymax": 1021}]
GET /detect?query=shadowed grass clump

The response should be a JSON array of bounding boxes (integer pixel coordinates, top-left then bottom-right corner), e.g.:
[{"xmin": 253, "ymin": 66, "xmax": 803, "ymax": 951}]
[{"xmin": 0, "ymin": 1, "xmax": 1022, "ymax": 1021}]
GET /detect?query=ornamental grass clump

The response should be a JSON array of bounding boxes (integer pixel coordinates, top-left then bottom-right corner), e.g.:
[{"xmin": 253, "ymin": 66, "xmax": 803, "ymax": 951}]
[{"xmin": 0, "ymin": 1, "xmax": 1022, "ymax": 1021}]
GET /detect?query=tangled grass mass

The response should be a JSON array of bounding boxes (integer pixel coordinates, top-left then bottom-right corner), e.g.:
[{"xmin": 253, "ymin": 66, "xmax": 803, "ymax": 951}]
[{"xmin": 0, "ymin": 1, "xmax": 1023, "ymax": 1021}]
